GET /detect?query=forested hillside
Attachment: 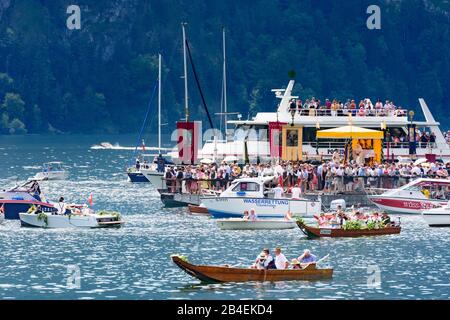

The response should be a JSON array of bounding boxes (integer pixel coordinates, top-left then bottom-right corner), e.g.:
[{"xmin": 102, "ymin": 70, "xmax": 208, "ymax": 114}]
[{"xmin": 0, "ymin": 0, "xmax": 449, "ymax": 135}]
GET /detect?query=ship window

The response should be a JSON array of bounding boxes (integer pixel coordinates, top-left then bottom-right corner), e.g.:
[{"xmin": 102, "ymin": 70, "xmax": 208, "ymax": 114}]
[{"xmin": 232, "ymin": 182, "xmax": 260, "ymax": 192}]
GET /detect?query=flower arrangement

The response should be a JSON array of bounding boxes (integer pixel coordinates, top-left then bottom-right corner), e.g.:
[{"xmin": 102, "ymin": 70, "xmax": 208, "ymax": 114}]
[{"xmin": 37, "ymin": 212, "xmax": 48, "ymax": 227}]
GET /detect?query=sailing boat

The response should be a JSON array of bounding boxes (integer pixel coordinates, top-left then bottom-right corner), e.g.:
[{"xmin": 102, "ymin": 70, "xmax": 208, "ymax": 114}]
[{"xmin": 127, "ymin": 54, "xmax": 168, "ymax": 185}]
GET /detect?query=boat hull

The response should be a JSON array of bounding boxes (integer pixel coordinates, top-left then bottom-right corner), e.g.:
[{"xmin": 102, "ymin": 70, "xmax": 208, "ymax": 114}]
[
  {"xmin": 422, "ymin": 208, "xmax": 450, "ymax": 227},
  {"xmin": 0, "ymin": 200, "xmax": 55, "ymax": 220},
  {"xmin": 171, "ymin": 256, "xmax": 333, "ymax": 283},
  {"xmin": 368, "ymin": 195, "xmax": 444, "ymax": 214},
  {"xmin": 127, "ymin": 172, "xmax": 149, "ymax": 183},
  {"xmin": 188, "ymin": 204, "xmax": 210, "ymax": 216},
  {"xmin": 142, "ymin": 170, "xmax": 166, "ymax": 189},
  {"xmin": 203, "ymin": 197, "xmax": 321, "ymax": 219},
  {"xmin": 217, "ymin": 218, "xmax": 296, "ymax": 230},
  {"xmin": 297, "ymin": 221, "xmax": 401, "ymax": 238},
  {"xmin": 34, "ymin": 171, "xmax": 68, "ymax": 181},
  {"xmin": 19, "ymin": 213, "xmax": 123, "ymax": 229}
]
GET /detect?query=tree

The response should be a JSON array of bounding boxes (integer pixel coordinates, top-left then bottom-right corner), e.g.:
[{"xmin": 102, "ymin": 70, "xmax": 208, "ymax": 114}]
[
  {"xmin": 0, "ymin": 73, "xmax": 13, "ymax": 98},
  {"xmin": 2, "ymin": 93, "xmax": 25, "ymax": 121},
  {"xmin": 9, "ymin": 118, "xmax": 27, "ymax": 135}
]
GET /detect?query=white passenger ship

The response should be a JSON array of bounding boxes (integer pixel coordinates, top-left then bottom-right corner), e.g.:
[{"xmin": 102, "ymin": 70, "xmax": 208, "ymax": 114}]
[{"xmin": 168, "ymin": 80, "xmax": 449, "ymax": 163}]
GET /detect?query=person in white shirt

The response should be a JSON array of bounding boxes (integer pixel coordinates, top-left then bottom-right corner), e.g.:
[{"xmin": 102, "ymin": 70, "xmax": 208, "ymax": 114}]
[
  {"xmin": 291, "ymin": 184, "xmax": 302, "ymax": 199},
  {"xmin": 272, "ymin": 184, "xmax": 284, "ymax": 199},
  {"xmin": 274, "ymin": 247, "xmax": 289, "ymax": 270},
  {"xmin": 249, "ymin": 208, "xmax": 258, "ymax": 221},
  {"xmin": 56, "ymin": 196, "xmax": 66, "ymax": 215}
]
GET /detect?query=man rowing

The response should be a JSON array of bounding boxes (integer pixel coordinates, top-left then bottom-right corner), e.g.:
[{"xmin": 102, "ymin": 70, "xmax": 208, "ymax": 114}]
[{"xmin": 297, "ymin": 249, "xmax": 317, "ymax": 267}]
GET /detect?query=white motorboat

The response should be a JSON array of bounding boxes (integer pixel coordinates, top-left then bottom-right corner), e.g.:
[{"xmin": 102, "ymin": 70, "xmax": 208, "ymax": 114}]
[
  {"xmin": 202, "ymin": 176, "xmax": 321, "ymax": 218},
  {"xmin": 217, "ymin": 218, "xmax": 296, "ymax": 230},
  {"xmin": 19, "ymin": 207, "xmax": 123, "ymax": 229},
  {"xmin": 422, "ymin": 203, "xmax": 450, "ymax": 227},
  {"xmin": 368, "ymin": 178, "xmax": 449, "ymax": 214},
  {"xmin": 33, "ymin": 162, "xmax": 69, "ymax": 181}
]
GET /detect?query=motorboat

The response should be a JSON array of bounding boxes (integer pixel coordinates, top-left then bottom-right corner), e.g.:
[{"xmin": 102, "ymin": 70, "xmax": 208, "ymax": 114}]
[
  {"xmin": 0, "ymin": 180, "xmax": 56, "ymax": 219},
  {"xmin": 19, "ymin": 207, "xmax": 123, "ymax": 229},
  {"xmin": 33, "ymin": 162, "xmax": 68, "ymax": 181},
  {"xmin": 201, "ymin": 176, "xmax": 321, "ymax": 218},
  {"xmin": 422, "ymin": 202, "xmax": 450, "ymax": 227},
  {"xmin": 368, "ymin": 178, "xmax": 450, "ymax": 214},
  {"xmin": 216, "ymin": 218, "xmax": 296, "ymax": 230}
]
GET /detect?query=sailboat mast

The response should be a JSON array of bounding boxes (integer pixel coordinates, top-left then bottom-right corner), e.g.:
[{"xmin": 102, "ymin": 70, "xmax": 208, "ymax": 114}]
[
  {"xmin": 222, "ymin": 27, "xmax": 228, "ymax": 139},
  {"xmin": 158, "ymin": 53, "xmax": 162, "ymax": 153},
  {"xmin": 182, "ymin": 23, "xmax": 189, "ymax": 122}
]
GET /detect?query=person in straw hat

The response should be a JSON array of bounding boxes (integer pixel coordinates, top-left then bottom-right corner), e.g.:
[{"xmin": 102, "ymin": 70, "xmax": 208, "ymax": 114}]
[{"xmin": 291, "ymin": 259, "xmax": 302, "ymax": 270}]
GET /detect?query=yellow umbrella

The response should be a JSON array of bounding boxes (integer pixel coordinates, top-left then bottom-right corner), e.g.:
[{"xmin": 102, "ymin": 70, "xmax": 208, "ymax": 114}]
[{"xmin": 316, "ymin": 125, "xmax": 384, "ymax": 139}]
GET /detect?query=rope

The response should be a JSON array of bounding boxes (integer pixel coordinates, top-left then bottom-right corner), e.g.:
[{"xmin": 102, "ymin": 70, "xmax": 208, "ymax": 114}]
[
  {"xmin": 130, "ymin": 80, "xmax": 159, "ymax": 167},
  {"xmin": 185, "ymin": 39, "xmax": 214, "ymax": 129}
]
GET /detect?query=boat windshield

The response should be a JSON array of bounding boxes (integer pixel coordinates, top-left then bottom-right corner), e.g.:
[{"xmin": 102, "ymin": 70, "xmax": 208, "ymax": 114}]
[
  {"xmin": 44, "ymin": 163, "xmax": 63, "ymax": 171},
  {"xmin": 232, "ymin": 182, "xmax": 260, "ymax": 192},
  {"xmin": 405, "ymin": 182, "xmax": 450, "ymax": 200}
]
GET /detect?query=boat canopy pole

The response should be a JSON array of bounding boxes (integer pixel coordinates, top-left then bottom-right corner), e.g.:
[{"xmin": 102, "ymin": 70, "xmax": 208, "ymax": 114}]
[{"xmin": 185, "ymin": 39, "xmax": 215, "ymax": 129}]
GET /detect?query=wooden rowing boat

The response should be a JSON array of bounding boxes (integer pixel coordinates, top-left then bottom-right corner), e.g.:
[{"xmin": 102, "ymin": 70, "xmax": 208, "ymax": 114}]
[
  {"xmin": 188, "ymin": 204, "xmax": 210, "ymax": 216},
  {"xmin": 296, "ymin": 221, "xmax": 401, "ymax": 238},
  {"xmin": 171, "ymin": 255, "xmax": 333, "ymax": 283}
]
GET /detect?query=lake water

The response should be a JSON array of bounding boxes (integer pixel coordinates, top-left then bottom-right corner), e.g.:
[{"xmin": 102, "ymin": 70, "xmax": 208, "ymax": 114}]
[{"xmin": 0, "ymin": 135, "xmax": 449, "ymax": 300}]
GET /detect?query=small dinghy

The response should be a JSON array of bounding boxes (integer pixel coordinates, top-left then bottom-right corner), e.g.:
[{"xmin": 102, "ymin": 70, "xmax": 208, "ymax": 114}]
[
  {"xmin": 297, "ymin": 220, "xmax": 401, "ymax": 238},
  {"xmin": 422, "ymin": 205, "xmax": 450, "ymax": 227},
  {"xmin": 171, "ymin": 255, "xmax": 333, "ymax": 283},
  {"xmin": 217, "ymin": 218, "xmax": 296, "ymax": 230},
  {"xmin": 19, "ymin": 208, "xmax": 123, "ymax": 229}
]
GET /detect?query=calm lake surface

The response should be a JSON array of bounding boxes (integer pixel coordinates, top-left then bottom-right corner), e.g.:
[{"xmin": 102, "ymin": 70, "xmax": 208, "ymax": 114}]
[{"xmin": 0, "ymin": 135, "xmax": 449, "ymax": 300}]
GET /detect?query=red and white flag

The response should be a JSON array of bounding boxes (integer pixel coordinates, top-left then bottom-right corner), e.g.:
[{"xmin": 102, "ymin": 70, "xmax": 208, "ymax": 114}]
[{"xmin": 88, "ymin": 194, "xmax": 94, "ymax": 206}]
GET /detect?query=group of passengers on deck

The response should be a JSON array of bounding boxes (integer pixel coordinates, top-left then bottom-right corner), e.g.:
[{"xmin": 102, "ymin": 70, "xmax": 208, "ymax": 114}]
[{"xmin": 289, "ymin": 97, "xmax": 406, "ymax": 117}]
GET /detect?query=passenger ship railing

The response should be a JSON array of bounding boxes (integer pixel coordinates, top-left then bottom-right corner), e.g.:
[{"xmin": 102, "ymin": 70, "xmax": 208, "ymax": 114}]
[{"xmin": 293, "ymin": 108, "xmax": 408, "ymax": 117}]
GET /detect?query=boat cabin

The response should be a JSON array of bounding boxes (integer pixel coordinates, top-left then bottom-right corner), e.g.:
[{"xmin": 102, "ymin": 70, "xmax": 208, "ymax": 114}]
[{"xmin": 220, "ymin": 176, "xmax": 277, "ymax": 198}]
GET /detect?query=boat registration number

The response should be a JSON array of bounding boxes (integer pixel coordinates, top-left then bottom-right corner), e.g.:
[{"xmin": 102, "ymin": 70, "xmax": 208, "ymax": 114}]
[{"xmin": 320, "ymin": 229, "xmax": 332, "ymax": 235}]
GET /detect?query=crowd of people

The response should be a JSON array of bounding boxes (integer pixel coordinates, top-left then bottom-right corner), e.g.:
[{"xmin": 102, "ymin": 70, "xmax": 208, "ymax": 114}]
[
  {"xmin": 251, "ymin": 247, "xmax": 318, "ymax": 270},
  {"xmin": 314, "ymin": 204, "xmax": 395, "ymax": 229},
  {"xmin": 289, "ymin": 97, "xmax": 406, "ymax": 117},
  {"xmin": 164, "ymin": 156, "xmax": 450, "ymax": 195}
]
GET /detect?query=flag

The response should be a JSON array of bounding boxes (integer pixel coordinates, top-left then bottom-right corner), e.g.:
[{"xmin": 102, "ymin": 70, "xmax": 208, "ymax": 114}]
[
  {"xmin": 88, "ymin": 194, "xmax": 93, "ymax": 206},
  {"xmin": 141, "ymin": 139, "xmax": 146, "ymax": 151}
]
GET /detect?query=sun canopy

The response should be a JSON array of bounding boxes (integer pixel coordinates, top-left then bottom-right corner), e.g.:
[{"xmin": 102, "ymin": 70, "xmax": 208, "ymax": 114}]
[{"xmin": 316, "ymin": 125, "xmax": 384, "ymax": 139}]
